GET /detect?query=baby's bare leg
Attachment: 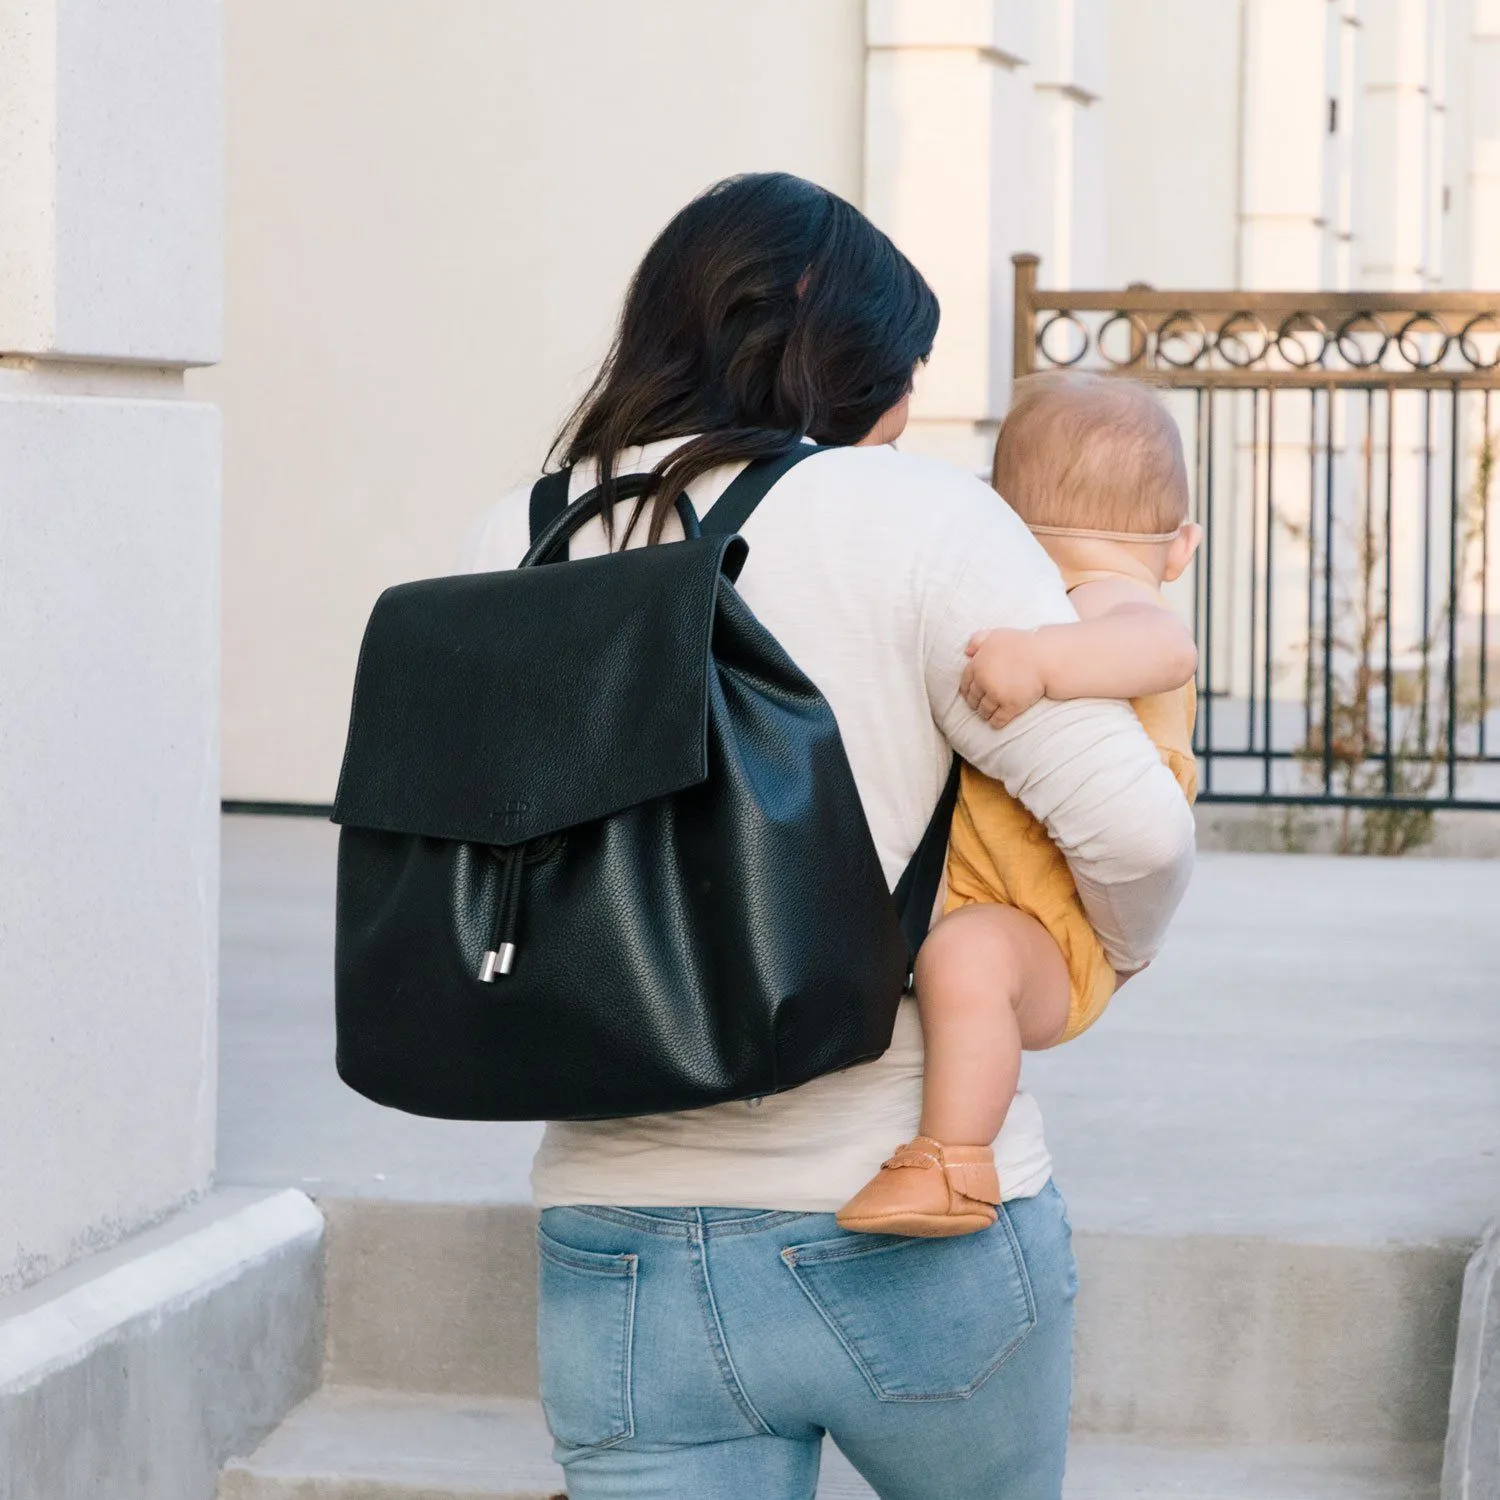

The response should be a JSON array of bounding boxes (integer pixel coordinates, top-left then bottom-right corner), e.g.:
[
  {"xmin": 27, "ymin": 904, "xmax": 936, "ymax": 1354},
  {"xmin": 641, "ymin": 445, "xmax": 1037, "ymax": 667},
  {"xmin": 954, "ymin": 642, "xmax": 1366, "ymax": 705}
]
[{"xmin": 914, "ymin": 904, "xmax": 1071, "ymax": 1146}]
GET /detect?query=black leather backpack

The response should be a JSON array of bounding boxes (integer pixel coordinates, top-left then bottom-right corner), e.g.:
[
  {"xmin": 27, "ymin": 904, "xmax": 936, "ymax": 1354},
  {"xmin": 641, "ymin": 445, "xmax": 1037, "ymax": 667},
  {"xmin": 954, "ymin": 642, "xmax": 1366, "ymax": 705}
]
[{"xmin": 331, "ymin": 445, "xmax": 958, "ymax": 1121}]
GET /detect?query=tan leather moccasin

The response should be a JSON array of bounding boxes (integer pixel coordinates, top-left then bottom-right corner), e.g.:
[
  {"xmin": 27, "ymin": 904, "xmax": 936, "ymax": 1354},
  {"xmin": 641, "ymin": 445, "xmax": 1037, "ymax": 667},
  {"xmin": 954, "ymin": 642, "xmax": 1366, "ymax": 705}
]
[{"xmin": 835, "ymin": 1136, "xmax": 1001, "ymax": 1239}]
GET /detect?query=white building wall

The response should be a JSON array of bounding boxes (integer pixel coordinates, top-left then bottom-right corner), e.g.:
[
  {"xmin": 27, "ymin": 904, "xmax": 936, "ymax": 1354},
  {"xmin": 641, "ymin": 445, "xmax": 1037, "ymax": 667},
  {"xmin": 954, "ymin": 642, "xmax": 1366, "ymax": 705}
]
[
  {"xmin": 1104, "ymin": 0, "xmax": 1241, "ymax": 290},
  {"xmin": 194, "ymin": 0, "xmax": 865, "ymax": 804},
  {"xmin": 0, "ymin": 0, "xmax": 221, "ymax": 1292}
]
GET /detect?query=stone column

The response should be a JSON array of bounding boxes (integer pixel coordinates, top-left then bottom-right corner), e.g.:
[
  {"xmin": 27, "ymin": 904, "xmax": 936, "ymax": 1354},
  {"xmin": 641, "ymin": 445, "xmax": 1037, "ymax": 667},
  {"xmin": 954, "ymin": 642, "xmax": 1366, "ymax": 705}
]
[
  {"xmin": 1, "ymin": 15, "xmax": 323, "ymax": 1499},
  {"xmin": 863, "ymin": 0, "xmax": 1106, "ymax": 471},
  {"xmin": 1354, "ymin": 3, "xmax": 1459, "ymax": 677},
  {"xmin": 1464, "ymin": 2, "xmax": 1500, "ymax": 686},
  {"xmin": 1030, "ymin": 0, "xmax": 1108, "ymax": 289},
  {"xmin": 1327, "ymin": 0, "xmax": 1362, "ymax": 290},
  {"xmin": 0, "ymin": 0, "xmax": 222, "ymax": 1293},
  {"xmin": 1467, "ymin": 1, "xmax": 1500, "ymax": 287},
  {"xmin": 1234, "ymin": 2, "xmax": 1353, "ymax": 726},
  {"xmin": 1359, "ymin": 0, "xmax": 1446, "ymax": 289},
  {"xmin": 1238, "ymin": 0, "xmax": 1338, "ymax": 289},
  {"xmin": 864, "ymin": 0, "xmax": 1036, "ymax": 471}
]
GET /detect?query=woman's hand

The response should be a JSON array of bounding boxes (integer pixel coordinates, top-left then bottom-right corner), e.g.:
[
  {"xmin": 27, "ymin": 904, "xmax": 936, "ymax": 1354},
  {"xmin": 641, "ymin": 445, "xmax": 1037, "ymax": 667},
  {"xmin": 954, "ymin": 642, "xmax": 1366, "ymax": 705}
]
[{"xmin": 960, "ymin": 629, "xmax": 1047, "ymax": 728}]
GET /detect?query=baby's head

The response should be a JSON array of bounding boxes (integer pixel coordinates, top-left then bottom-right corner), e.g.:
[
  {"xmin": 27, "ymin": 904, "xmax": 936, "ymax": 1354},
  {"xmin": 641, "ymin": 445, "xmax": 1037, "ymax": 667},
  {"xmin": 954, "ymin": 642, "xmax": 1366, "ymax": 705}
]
[{"xmin": 992, "ymin": 372, "xmax": 1200, "ymax": 585}]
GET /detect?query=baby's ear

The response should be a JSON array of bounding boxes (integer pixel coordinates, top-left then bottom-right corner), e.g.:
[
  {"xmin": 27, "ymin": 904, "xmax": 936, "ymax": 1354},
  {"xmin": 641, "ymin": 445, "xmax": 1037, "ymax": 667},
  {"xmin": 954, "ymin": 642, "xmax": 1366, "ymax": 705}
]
[{"xmin": 1163, "ymin": 522, "xmax": 1204, "ymax": 584}]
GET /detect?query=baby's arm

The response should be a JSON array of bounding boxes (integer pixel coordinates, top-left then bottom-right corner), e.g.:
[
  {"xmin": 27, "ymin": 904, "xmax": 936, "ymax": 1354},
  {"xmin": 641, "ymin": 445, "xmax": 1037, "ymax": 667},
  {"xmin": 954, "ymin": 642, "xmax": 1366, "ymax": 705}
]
[{"xmin": 960, "ymin": 578, "xmax": 1198, "ymax": 728}]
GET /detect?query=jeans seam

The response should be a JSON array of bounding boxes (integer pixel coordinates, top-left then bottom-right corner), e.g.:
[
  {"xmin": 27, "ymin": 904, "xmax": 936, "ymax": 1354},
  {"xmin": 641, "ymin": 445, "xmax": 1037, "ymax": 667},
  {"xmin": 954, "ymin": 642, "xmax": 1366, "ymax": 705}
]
[
  {"xmin": 537, "ymin": 1231, "xmax": 638, "ymax": 1278},
  {"xmin": 780, "ymin": 1250, "xmax": 888, "ymax": 1401},
  {"xmin": 582, "ymin": 1254, "xmax": 638, "ymax": 1448},
  {"xmin": 995, "ymin": 1204, "xmax": 1039, "ymax": 1331},
  {"xmin": 706, "ymin": 1211, "xmax": 810, "ymax": 1237},
  {"xmin": 537, "ymin": 1248, "xmax": 638, "ymax": 1449},
  {"xmin": 691, "ymin": 1212, "xmax": 775, "ymax": 1437},
  {"xmin": 555, "ymin": 1206, "xmax": 693, "ymax": 1237},
  {"xmin": 617, "ymin": 1253, "xmax": 638, "ymax": 1441},
  {"xmin": 785, "ymin": 1235, "xmax": 921, "ymax": 1267},
  {"xmin": 550, "ymin": 1205, "xmax": 813, "ymax": 1237}
]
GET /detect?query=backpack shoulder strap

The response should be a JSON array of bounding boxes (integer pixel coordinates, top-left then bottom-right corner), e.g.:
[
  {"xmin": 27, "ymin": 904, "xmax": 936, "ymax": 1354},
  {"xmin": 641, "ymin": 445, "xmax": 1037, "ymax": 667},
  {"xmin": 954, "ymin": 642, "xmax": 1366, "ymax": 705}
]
[
  {"xmin": 703, "ymin": 442, "xmax": 956, "ymax": 964},
  {"xmin": 699, "ymin": 444, "xmax": 829, "ymax": 537},
  {"xmin": 528, "ymin": 468, "xmax": 574, "ymax": 558},
  {"xmin": 893, "ymin": 755, "xmax": 962, "ymax": 965},
  {"xmin": 534, "ymin": 444, "xmax": 824, "ymax": 557}
]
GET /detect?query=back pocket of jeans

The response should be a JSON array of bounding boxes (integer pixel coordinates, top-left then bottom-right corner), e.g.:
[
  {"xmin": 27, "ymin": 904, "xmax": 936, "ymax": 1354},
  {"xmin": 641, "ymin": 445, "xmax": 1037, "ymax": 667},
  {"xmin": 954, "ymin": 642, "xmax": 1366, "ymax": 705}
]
[
  {"xmin": 536, "ymin": 1227, "xmax": 637, "ymax": 1447},
  {"xmin": 781, "ymin": 1215, "xmax": 1036, "ymax": 1401}
]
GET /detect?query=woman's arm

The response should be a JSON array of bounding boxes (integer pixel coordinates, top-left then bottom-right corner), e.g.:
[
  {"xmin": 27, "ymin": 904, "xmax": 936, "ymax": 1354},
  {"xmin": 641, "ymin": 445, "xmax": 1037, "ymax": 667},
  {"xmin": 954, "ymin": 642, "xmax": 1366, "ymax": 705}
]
[
  {"xmin": 961, "ymin": 580, "xmax": 1198, "ymax": 728},
  {"xmin": 921, "ymin": 508, "xmax": 1195, "ymax": 975}
]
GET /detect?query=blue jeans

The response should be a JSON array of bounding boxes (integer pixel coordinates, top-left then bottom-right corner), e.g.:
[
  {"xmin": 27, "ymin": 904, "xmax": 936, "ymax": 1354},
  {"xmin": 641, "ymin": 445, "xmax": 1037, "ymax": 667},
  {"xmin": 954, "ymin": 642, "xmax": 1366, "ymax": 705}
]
[{"xmin": 535, "ymin": 1181, "xmax": 1076, "ymax": 1499}]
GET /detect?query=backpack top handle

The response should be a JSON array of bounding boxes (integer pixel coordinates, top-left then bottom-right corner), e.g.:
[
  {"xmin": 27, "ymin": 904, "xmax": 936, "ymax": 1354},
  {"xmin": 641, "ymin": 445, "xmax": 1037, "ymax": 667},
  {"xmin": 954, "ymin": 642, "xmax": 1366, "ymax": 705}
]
[
  {"xmin": 525, "ymin": 442, "xmax": 830, "ymax": 565},
  {"xmin": 522, "ymin": 473, "xmax": 702, "ymax": 569}
]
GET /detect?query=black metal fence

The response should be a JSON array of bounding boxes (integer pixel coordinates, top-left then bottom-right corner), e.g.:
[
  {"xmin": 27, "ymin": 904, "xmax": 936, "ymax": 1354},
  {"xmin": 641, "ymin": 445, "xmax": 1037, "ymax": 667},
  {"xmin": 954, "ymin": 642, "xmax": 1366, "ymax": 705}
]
[{"xmin": 1013, "ymin": 255, "xmax": 1500, "ymax": 836}]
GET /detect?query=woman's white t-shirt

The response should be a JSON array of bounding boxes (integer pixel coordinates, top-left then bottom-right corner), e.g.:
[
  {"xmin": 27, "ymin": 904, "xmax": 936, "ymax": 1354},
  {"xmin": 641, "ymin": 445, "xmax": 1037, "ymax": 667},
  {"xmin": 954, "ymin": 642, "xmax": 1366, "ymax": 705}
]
[{"xmin": 461, "ymin": 439, "xmax": 1195, "ymax": 1211}]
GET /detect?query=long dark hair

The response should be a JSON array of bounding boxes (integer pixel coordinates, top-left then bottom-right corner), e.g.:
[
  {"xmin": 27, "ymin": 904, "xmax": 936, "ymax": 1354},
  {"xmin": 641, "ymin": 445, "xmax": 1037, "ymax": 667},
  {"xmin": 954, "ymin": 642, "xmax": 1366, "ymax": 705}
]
[{"xmin": 550, "ymin": 172, "xmax": 940, "ymax": 543}]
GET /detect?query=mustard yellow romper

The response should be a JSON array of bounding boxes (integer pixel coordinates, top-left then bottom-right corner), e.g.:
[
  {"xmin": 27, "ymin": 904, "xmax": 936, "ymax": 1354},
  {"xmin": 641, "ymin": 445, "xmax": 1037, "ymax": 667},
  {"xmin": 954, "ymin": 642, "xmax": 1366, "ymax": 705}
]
[{"xmin": 945, "ymin": 668, "xmax": 1198, "ymax": 1044}]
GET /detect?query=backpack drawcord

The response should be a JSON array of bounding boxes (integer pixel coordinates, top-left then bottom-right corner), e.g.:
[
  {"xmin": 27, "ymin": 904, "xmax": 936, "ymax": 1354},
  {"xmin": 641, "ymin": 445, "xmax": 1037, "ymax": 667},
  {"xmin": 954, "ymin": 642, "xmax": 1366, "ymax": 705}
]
[{"xmin": 479, "ymin": 844, "xmax": 526, "ymax": 982}]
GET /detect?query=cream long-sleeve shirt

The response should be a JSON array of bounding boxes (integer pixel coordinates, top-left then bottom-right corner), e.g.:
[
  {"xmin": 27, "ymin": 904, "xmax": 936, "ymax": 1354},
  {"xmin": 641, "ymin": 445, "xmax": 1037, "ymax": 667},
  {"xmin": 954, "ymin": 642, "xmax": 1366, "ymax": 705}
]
[{"xmin": 460, "ymin": 438, "xmax": 1196, "ymax": 1210}]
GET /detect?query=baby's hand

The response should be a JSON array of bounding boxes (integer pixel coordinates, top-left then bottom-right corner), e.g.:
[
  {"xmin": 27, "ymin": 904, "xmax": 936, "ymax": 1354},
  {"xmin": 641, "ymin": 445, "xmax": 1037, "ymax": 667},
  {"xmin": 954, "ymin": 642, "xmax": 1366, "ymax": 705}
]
[{"xmin": 961, "ymin": 629, "xmax": 1047, "ymax": 728}]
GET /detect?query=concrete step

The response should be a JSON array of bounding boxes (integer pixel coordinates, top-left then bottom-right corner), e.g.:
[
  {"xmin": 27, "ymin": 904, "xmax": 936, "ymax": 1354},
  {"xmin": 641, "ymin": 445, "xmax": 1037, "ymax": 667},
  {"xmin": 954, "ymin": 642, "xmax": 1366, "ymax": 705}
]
[
  {"xmin": 317, "ymin": 1198, "xmax": 1468, "ymax": 1448},
  {"xmin": 218, "ymin": 1387, "xmax": 1441, "ymax": 1500},
  {"xmin": 2, "ymin": 1189, "xmax": 323, "ymax": 1500},
  {"xmin": 217, "ymin": 1388, "xmax": 563, "ymax": 1499}
]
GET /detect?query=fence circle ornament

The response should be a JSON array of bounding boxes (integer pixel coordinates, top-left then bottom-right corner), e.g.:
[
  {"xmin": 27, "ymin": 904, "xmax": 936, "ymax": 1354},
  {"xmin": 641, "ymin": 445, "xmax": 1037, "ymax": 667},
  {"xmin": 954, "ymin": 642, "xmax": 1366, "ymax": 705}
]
[
  {"xmin": 1037, "ymin": 311, "xmax": 1090, "ymax": 368},
  {"xmin": 1334, "ymin": 312, "xmax": 1390, "ymax": 369},
  {"xmin": 1458, "ymin": 313, "xmax": 1500, "ymax": 371},
  {"xmin": 1097, "ymin": 310, "xmax": 1149, "ymax": 367},
  {"xmin": 1215, "ymin": 312, "xmax": 1270, "ymax": 369},
  {"xmin": 1396, "ymin": 313, "xmax": 1451, "ymax": 370},
  {"xmin": 1156, "ymin": 312, "xmax": 1210, "ymax": 368},
  {"xmin": 1274, "ymin": 312, "xmax": 1329, "ymax": 368}
]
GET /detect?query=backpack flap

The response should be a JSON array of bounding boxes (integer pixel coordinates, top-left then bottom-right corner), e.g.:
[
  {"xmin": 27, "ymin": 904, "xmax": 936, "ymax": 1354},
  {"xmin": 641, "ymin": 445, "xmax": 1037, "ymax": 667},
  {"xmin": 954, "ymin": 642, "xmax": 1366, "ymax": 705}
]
[{"xmin": 331, "ymin": 534, "xmax": 748, "ymax": 847}]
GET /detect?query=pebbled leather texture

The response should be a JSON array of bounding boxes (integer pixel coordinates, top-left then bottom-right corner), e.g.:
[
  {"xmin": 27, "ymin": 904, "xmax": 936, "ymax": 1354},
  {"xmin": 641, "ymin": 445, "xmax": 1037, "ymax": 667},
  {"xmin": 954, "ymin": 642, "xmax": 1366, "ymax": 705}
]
[
  {"xmin": 331, "ymin": 476, "xmax": 911, "ymax": 1122},
  {"xmin": 332, "ymin": 536, "xmax": 740, "ymax": 848}
]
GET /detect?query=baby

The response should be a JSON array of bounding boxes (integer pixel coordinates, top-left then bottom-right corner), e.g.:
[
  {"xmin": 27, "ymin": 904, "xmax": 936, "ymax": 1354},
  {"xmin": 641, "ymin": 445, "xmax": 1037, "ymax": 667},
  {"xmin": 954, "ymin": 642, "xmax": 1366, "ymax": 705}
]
[{"xmin": 838, "ymin": 372, "xmax": 1201, "ymax": 1238}]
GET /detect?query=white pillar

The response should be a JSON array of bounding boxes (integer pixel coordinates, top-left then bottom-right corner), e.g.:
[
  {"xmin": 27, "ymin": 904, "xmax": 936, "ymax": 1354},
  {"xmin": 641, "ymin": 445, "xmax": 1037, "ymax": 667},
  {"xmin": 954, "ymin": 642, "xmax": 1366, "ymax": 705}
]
[
  {"xmin": 1359, "ymin": 0, "xmax": 1446, "ymax": 288},
  {"xmin": 1327, "ymin": 0, "xmax": 1362, "ymax": 290},
  {"xmin": 1467, "ymin": 1, "xmax": 1500, "ymax": 287},
  {"xmin": 1349, "ymin": 2, "xmax": 1457, "ymax": 671},
  {"xmin": 1238, "ymin": 0, "xmax": 1336, "ymax": 289},
  {"xmin": 1031, "ymin": 0, "xmax": 1108, "ymax": 289},
  {"xmin": 865, "ymin": 0, "xmax": 1106, "ymax": 471},
  {"xmin": 864, "ymin": 0, "xmax": 1037, "ymax": 470},
  {"xmin": 0, "ymin": 0, "xmax": 222, "ymax": 1293}
]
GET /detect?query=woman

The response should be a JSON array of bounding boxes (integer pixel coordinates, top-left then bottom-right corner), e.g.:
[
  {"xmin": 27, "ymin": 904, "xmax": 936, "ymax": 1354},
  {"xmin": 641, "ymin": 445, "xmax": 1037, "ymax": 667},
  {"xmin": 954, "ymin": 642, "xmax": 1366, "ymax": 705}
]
[{"xmin": 463, "ymin": 174, "xmax": 1194, "ymax": 1499}]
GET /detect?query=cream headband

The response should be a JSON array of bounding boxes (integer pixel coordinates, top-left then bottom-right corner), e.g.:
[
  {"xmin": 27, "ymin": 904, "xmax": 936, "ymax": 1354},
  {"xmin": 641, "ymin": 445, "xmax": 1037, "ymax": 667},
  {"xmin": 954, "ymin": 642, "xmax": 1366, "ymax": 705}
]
[{"xmin": 1028, "ymin": 523, "xmax": 1183, "ymax": 545}]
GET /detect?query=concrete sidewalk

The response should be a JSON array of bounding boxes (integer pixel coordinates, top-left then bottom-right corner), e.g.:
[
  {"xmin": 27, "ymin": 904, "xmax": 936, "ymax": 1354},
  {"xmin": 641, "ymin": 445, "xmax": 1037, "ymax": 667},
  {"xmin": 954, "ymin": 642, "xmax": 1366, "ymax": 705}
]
[{"xmin": 219, "ymin": 815, "xmax": 1500, "ymax": 1246}]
